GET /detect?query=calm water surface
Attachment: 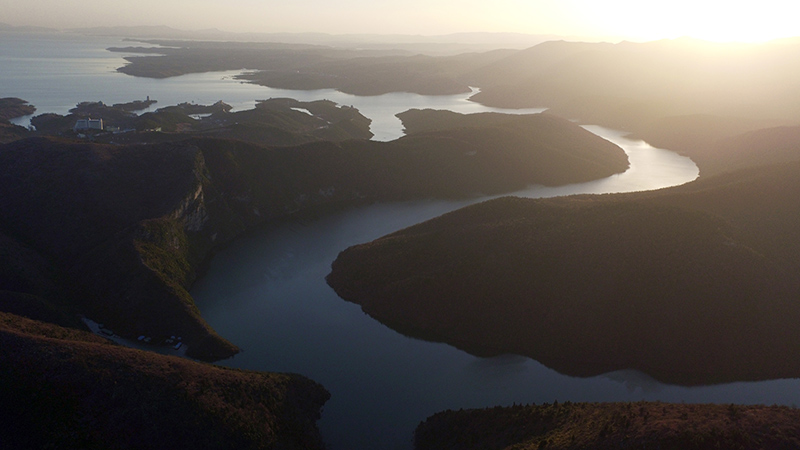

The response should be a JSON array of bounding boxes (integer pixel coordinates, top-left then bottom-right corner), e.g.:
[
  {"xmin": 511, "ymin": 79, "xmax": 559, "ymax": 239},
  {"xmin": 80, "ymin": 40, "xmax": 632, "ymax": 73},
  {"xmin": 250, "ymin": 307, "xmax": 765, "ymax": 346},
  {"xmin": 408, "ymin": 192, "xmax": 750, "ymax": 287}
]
[
  {"xmin": 5, "ymin": 33, "xmax": 799, "ymax": 450},
  {"xmin": 190, "ymin": 130, "xmax": 800, "ymax": 448},
  {"xmin": 2, "ymin": 32, "xmax": 542, "ymax": 140}
]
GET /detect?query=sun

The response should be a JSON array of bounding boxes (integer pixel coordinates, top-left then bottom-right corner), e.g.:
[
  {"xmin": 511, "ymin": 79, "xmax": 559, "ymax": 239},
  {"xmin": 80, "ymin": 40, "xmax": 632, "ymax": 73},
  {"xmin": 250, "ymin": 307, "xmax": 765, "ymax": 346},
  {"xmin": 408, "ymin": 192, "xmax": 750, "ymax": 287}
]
[{"xmin": 572, "ymin": 1, "xmax": 800, "ymax": 43}]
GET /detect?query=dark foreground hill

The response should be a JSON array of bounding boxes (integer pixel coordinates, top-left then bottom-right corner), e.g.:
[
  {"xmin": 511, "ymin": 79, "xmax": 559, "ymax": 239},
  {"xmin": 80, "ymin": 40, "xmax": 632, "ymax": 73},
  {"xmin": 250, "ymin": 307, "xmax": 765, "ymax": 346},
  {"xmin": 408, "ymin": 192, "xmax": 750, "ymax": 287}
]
[
  {"xmin": 0, "ymin": 311, "xmax": 329, "ymax": 449},
  {"xmin": 327, "ymin": 160, "xmax": 800, "ymax": 385},
  {"xmin": 0, "ymin": 114, "xmax": 625, "ymax": 360},
  {"xmin": 415, "ymin": 402, "xmax": 800, "ymax": 450}
]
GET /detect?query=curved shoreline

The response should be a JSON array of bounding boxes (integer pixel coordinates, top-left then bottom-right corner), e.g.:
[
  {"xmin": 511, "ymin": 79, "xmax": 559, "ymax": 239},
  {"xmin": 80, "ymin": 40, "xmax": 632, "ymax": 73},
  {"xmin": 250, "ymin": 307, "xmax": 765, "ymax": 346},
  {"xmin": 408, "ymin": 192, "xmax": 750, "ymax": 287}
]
[{"xmin": 192, "ymin": 121, "xmax": 702, "ymax": 450}]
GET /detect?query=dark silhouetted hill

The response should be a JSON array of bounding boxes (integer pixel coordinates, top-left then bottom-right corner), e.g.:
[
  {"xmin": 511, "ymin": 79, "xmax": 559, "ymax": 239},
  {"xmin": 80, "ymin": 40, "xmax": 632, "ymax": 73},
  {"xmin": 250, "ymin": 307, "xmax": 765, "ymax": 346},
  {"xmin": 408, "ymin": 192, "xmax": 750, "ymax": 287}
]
[
  {"xmin": 0, "ymin": 115, "xmax": 625, "ymax": 358},
  {"xmin": 0, "ymin": 97, "xmax": 35, "ymax": 121},
  {"xmin": 415, "ymin": 402, "xmax": 800, "ymax": 450},
  {"xmin": 327, "ymin": 160, "xmax": 800, "ymax": 385},
  {"xmin": 0, "ymin": 121, "xmax": 29, "ymax": 144},
  {"xmin": 0, "ymin": 311, "xmax": 329, "ymax": 450},
  {"xmin": 470, "ymin": 39, "xmax": 800, "ymax": 128},
  {"xmin": 112, "ymin": 40, "xmax": 511, "ymax": 96},
  {"xmin": 395, "ymin": 110, "xmax": 629, "ymax": 191}
]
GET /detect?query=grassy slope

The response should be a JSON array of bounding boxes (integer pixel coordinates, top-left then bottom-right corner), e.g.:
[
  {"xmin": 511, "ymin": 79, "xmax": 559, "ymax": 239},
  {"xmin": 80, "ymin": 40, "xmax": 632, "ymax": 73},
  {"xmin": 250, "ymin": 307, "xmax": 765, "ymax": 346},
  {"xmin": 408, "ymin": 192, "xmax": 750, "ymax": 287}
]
[
  {"xmin": 0, "ymin": 312, "xmax": 329, "ymax": 450},
  {"xmin": 415, "ymin": 402, "xmax": 800, "ymax": 450}
]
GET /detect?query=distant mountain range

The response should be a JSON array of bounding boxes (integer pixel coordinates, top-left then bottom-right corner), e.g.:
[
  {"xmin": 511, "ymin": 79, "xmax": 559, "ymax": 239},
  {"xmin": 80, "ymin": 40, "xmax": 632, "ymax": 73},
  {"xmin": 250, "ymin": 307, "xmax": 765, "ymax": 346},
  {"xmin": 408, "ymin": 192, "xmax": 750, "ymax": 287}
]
[{"xmin": 0, "ymin": 22, "xmax": 577, "ymax": 55}]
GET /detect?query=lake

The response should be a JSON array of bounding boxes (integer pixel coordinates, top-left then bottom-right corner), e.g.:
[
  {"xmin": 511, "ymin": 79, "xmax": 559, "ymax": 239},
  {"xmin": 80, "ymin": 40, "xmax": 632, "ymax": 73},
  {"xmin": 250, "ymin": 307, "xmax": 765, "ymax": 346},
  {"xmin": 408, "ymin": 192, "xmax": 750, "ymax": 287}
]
[{"xmin": 5, "ymin": 32, "xmax": 800, "ymax": 450}]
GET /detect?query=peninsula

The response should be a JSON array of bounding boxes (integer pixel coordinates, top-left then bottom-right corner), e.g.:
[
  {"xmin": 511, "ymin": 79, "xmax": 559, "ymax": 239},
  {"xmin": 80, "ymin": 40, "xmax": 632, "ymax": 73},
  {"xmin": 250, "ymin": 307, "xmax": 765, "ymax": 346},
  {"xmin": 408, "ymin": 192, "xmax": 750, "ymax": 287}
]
[
  {"xmin": 327, "ymin": 154, "xmax": 800, "ymax": 385},
  {"xmin": 0, "ymin": 97, "xmax": 35, "ymax": 121}
]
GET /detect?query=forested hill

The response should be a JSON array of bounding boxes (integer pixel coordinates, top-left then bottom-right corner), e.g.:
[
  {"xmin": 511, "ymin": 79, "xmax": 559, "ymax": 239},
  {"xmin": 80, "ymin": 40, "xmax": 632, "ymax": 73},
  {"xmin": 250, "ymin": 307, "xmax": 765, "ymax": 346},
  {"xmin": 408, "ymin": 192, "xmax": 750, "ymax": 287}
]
[
  {"xmin": 0, "ymin": 311, "xmax": 329, "ymax": 449},
  {"xmin": 415, "ymin": 402, "xmax": 800, "ymax": 450},
  {"xmin": 327, "ymin": 159, "xmax": 800, "ymax": 385},
  {"xmin": 108, "ymin": 38, "xmax": 800, "ymax": 179},
  {"xmin": 0, "ymin": 112, "xmax": 626, "ymax": 360}
]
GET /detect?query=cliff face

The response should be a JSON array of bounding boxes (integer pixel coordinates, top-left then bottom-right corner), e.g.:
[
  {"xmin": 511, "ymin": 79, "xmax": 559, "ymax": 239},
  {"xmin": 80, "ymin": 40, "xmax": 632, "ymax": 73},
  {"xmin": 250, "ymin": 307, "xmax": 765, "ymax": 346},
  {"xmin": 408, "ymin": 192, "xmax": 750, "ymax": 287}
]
[{"xmin": 0, "ymin": 311, "xmax": 329, "ymax": 450}]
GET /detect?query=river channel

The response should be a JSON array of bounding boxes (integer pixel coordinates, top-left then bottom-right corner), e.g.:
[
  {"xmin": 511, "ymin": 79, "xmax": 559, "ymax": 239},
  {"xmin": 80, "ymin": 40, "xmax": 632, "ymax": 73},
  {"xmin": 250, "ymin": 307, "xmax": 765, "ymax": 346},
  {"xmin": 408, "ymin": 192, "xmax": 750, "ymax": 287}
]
[{"xmin": 192, "ymin": 102, "xmax": 800, "ymax": 450}]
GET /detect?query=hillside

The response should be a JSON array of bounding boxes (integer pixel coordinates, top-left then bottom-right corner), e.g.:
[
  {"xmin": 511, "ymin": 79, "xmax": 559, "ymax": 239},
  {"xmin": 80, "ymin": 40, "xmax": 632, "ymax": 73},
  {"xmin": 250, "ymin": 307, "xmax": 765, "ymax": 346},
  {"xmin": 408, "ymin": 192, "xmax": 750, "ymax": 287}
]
[
  {"xmin": 470, "ymin": 39, "xmax": 800, "ymax": 126},
  {"xmin": 415, "ymin": 402, "xmax": 800, "ymax": 450},
  {"xmin": 26, "ymin": 98, "xmax": 373, "ymax": 145},
  {"xmin": 0, "ymin": 121, "xmax": 29, "ymax": 144},
  {"xmin": 393, "ymin": 110, "xmax": 629, "ymax": 193},
  {"xmin": 0, "ymin": 115, "xmax": 625, "ymax": 359},
  {"xmin": 687, "ymin": 124, "xmax": 800, "ymax": 176},
  {"xmin": 111, "ymin": 40, "xmax": 503, "ymax": 96},
  {"xmin": 0, "ymin": 97, "xmax": 35, "ymax": 121},
  {"xmin": 326, "ymin": 160, "xmax": 800, "ymax": 385},
  {"xmin": 0, "ymin": 311, "xmax": 329, "ymax": 449},
  {"xmin": 107, "ymin": 38, "xmax": 800, "ymax": 176},
  {"xmin": 464, "ymin": 39, "xmax": 800, "ymax": 177}
]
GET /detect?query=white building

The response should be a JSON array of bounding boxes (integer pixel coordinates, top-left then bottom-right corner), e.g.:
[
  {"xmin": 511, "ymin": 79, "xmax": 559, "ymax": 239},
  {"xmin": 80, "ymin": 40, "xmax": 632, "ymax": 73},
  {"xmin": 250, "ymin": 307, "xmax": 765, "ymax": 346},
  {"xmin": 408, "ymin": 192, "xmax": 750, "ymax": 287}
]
[{"xmin": 74, "ymin": 118, "xmax": 103, "ymax": 131}]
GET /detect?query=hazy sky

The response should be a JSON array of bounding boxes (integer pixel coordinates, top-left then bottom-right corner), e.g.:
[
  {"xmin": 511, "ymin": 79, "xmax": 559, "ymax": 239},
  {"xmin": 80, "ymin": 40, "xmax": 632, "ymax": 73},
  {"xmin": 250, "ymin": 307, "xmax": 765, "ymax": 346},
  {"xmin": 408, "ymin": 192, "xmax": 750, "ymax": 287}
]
[{"xmin": 3, "ymin": 0, "xmax": 798, "ymax": 42}]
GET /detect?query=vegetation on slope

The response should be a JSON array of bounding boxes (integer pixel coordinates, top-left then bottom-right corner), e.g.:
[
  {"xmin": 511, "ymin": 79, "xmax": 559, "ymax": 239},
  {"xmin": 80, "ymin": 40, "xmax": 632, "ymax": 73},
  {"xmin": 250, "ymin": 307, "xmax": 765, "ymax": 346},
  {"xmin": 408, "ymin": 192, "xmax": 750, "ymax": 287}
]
[
  {"xmin": 415, "ymin": 401, "xmax": 800, "ymax": 450},
  {"xmin": 0, "ymin": 121, "xmax": 29, "ymax": 144},
  {"xmin": 111, "ymin": 40, "xmax": 513, "ymax": 96},
  {"xmin": 0, "ymin": 110, "xmax": 625, "ymax": 359},
  {"xmin": 0, "ymin": 311, "xmax": 329, "ymax": 450},
  {"xmin": 463, "ymin": 39, "xmax": 800, "ymax": 176},
  {"xmin": 469, "ymin": 39, "xmax": 800, "ymax": 126},
  {"xmin": 396, "ymin": 110, "xmax": 629, "ymax": 188},
  {"xmin": 0, "ymin": 97, "xmax": 35, "ymax": 121},
  {"xmin": 0, "ymin": 137, "xmax": 243, "ymax": 359},
  {"xmin": 327, "ymin": 160, "xmax": 800, "ymax": 385},
  {"xmin": 27, "ymin": 98, "xmax": 373, "ymax": 145},
  {"xmin": 108, "ymin": 38, "xmax": 800, "ymax": 178}
]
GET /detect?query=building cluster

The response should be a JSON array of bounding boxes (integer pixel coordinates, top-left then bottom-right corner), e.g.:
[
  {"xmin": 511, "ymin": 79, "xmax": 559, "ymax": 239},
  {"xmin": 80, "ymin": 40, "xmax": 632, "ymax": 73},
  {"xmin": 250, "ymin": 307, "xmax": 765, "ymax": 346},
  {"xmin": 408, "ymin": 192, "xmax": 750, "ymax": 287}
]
[{"xmin": 73, "ymin": 118, "xmax": 103, "ymax": 131}]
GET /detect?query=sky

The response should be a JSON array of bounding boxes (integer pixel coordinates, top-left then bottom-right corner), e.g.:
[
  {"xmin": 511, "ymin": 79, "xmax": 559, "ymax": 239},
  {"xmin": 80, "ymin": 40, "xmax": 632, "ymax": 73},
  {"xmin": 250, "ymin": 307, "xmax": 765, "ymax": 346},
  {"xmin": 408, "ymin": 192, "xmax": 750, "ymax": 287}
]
[{"xmin": 3, "ymin": 0, "xmax": 799, "ymax": 43}]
